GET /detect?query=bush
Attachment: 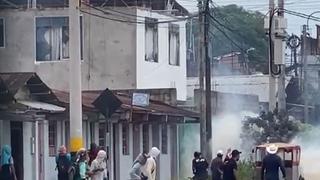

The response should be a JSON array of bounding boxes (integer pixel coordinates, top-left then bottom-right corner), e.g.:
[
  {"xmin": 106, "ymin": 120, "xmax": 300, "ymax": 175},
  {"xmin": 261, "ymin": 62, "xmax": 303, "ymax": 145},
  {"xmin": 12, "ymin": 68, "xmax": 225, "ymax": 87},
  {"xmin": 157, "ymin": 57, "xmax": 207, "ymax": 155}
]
[{"xmin": 237, "ymin": 160, "xmax": 255, "ymax": 180}]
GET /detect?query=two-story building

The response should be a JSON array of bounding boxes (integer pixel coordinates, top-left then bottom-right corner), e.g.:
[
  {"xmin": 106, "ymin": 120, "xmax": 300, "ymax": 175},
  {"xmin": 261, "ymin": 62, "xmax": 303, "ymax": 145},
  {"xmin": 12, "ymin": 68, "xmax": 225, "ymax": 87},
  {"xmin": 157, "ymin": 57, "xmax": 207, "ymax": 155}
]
[{"xmin": 0, "ymin": 0, "xmax": 193, "ymax": 180}]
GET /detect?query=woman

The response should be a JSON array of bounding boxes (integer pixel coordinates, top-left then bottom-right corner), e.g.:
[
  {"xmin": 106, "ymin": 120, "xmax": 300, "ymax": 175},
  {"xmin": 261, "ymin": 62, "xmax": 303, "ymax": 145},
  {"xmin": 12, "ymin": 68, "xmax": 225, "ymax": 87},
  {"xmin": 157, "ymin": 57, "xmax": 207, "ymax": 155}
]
[
  {"xmin": 0, "ymin": 145, "xmax": 17, "ymax": 180},
  {"xmin": 73, "ymin": 148, "xmax": 89, "ymax": 180},
  {"xmin": 141, "ymin": 147, "xmax": 160, "ymax": 180},
  {"xmin": 90, "ymin": 150, "xmax": 108, "ymax": 180}
]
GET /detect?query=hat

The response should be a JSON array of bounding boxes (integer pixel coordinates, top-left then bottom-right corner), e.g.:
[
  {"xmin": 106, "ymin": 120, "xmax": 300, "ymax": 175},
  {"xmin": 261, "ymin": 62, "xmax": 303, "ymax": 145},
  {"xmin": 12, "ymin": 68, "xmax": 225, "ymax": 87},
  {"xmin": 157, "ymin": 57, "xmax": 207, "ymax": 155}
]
[
  {"xmin": 231, "ymin": 149, "xmax": 242, "ymax": 157},
  {"xmin": 266, "ymin": 144, "xmax": 278, "ymax": 154},
  {"xmin": 217, "ymin": 150, "xmax": 223, "ymax": 155}
]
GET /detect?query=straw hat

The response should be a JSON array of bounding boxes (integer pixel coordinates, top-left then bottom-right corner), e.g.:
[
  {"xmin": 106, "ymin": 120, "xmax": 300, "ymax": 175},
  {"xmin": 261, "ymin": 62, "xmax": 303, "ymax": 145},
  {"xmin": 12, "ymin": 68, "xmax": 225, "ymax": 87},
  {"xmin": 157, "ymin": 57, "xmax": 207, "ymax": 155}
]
[{"xmin": 266, "ymin": 144, "xmax": 278, "ymax": 154}]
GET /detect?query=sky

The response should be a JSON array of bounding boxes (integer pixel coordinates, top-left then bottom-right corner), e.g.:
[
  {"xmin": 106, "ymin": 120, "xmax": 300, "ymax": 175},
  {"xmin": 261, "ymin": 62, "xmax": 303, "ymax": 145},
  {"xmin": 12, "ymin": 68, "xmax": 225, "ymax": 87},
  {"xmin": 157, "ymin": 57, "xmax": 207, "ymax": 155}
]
[{"xmin": 177, "ymin": 0, "xmax": 320, "ymax": 37}]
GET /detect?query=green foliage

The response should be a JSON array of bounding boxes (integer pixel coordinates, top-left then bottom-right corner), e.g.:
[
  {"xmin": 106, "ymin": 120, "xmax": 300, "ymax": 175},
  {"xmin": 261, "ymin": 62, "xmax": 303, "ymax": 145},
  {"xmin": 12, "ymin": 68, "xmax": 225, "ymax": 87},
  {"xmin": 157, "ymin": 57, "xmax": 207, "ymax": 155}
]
[
  {"xmin": 187, "ymin": 5, "xmax": 269, "ymax": 73},
  {"xmin": 237, "ymin": 160, "xmax": 255, "ymax": 180},
  {"xmin": 241, "ymin": 112, "xmax": 303, "ymax": 145}
]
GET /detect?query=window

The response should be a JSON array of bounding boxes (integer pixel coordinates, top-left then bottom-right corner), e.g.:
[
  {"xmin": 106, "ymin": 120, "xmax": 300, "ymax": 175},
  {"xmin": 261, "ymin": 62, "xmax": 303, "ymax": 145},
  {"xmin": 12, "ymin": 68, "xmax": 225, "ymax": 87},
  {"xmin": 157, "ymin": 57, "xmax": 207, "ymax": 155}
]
[
  {"xmin": 145, "ymin": 18, "xmax": 158, "ymax": 62},
  {"xmin": 98, "ymin": 122, "xmax": 106, "ymax": 147},
  {"xmin": 36, "ymin": 16, "xmax": 83, "ymax": 61},
  {"xmin": 142, "ymin": 124, "xmax": 149, "ymax": 152},
  {"xmin": 169, "ymin": 24, "xmax": 180, "ymax": 66},
  {"xmin": 122, "ymin": 123, "xmax": 130, "ymax": 155},
  {"xmin": 48, "ymin": 121, "xmax": 57, "ymax": 156},
  {"xmin": 0, "ymin": 18, "xmax": 4, "ymax": 47},
  {"xmin": 161, "ymin": 124, "xmax": 168, "ymax": 154}
]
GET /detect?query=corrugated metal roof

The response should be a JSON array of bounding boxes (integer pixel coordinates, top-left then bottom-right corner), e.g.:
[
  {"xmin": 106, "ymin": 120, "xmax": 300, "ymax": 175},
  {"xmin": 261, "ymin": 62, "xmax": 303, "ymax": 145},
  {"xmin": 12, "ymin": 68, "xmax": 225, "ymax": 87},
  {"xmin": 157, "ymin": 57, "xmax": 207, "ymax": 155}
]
[{"xmin": 53, "ymin": 89, "xmax": 199, "ymax": 118}]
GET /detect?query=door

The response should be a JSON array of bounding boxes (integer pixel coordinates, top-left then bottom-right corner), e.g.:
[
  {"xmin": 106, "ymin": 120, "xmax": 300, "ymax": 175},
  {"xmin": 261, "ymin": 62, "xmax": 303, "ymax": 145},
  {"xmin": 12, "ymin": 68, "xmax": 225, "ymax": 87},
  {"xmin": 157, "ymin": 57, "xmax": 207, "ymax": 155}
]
[
  {"xmin": 10, "ymin": 121, "xmax": 23, "ymax": 180},
  {"xmin": 132, "ymin": 124, "xmax": 140, "ymax": 160}
]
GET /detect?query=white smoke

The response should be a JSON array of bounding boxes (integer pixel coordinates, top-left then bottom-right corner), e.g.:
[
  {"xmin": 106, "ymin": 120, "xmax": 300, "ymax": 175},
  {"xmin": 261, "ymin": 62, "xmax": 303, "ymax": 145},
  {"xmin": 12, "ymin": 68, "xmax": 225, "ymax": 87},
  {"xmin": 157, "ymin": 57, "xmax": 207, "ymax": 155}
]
[
  {"xmin": 291, "ymin": 126, "xmax": 320, "ymax": 180},
  {"xmin": 211, "ymin": 111, "xmax": 258, "ymax": 159}
]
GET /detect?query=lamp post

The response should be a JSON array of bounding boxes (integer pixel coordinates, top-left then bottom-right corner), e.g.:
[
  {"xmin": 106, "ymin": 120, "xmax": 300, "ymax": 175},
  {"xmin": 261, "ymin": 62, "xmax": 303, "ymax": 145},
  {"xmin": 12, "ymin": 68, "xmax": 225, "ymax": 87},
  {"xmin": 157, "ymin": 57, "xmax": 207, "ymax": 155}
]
[{"xmin": 307, "ymin": 11, "xmax": 320, "ymax": 31}]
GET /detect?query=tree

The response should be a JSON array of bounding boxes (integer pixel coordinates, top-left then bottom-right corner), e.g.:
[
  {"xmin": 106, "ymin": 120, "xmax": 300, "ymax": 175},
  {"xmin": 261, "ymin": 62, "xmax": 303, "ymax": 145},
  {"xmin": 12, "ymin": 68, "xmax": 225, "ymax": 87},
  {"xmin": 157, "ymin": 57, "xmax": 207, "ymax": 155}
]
[{"xmin": 186, "ymin": 5, "xmax": 269, "ymax": 73}]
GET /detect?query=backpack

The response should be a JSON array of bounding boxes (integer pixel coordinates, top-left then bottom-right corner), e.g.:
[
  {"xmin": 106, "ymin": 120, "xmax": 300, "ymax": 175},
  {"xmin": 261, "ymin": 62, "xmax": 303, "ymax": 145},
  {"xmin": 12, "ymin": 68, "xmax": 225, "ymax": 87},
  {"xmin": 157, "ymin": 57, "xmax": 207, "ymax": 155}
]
[
  {"xmin": 57, "ymin": 155, "xmax": 71, "ymax": 175},
  {"xmin": 133, "ymin": 153, "xmax": 149, "ymax": 166}
]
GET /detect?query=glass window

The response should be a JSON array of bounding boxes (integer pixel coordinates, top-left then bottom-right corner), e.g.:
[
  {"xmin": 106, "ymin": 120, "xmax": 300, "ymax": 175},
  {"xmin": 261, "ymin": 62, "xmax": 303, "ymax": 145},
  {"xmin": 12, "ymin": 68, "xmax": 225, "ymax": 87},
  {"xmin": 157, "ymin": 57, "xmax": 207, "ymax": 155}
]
[
  {"xmin": 145, "ymin": 18, "xmax": 158, "ymax": 62},
  {"xmin": 161, "ymin": 124, "xmax": 168, "ymax": 154},
  {"xmin": 169, "ymin": 23, "xmax": 180, "ymax": 66},
  {"xmin": 122, "ymin": 123, "xmax": 130, "ymax": 155},
  {"xmin": 0, "ymin": 18, "xmax": 4, "ymax": 47},
  {"xmin": 48, "ymin": 121, "xmax": 57, "ymax": 156}
]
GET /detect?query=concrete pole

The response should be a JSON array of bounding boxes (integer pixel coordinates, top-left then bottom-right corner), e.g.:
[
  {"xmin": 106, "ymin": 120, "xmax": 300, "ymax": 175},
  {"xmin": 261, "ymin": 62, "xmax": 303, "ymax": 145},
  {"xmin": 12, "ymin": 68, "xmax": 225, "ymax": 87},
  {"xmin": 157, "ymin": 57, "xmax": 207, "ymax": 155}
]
[
  {"xmin": 269, "ymin": 0, "xmax": 277, "ymax": 112},
  {"xmin": 302, "ymin": 25, "xmax": 309, "ymax": 123},
  {"xmin": 277, "ymin": 0, "xmax": 286, "ymax": 112},
  {"xmin": 197, "ymin": 0, "xmax": 206, "ymax": 156},
  {"xmin": 69, "ymin": 0, "xmax": 83, "ymax": 153}
]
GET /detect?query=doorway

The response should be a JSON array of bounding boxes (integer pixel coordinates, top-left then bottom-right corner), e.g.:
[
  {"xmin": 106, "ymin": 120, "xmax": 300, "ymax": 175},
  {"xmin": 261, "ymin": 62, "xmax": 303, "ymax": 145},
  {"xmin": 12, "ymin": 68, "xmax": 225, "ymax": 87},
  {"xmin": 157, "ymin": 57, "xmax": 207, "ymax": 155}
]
[{"xmin": 10, "ymin": 121, "xmax": 24, "ymax": 180}]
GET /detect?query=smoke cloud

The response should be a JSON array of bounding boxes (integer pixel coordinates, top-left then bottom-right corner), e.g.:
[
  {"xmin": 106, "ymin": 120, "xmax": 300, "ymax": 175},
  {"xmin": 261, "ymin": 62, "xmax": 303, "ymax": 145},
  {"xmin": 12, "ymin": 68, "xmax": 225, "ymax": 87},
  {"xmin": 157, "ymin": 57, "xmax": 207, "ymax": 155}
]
[{"xmin": 291, "ymin": 126, "xmax": 320, "ymax": 179}]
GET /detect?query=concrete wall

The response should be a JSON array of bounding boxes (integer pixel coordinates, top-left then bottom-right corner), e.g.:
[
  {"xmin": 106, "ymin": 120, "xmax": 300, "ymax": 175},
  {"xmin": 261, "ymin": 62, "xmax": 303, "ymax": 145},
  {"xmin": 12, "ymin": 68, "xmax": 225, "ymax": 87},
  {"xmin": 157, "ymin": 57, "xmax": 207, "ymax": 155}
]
[
  {"xmin": 0, "ymin": 8, "xmax": 137, "ymax": 91},
  {"xmin": 136, "ymin": 9, "xmax": 187, "ymax": 101}
]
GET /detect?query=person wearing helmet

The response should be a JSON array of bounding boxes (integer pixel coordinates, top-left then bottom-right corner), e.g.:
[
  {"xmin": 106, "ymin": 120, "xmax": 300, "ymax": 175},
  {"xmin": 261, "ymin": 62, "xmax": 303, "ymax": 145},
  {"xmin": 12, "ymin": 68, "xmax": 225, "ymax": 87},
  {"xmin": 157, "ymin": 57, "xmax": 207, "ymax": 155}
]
[
  {"xmin": 141, "ymin": 147, "xmax": 161, "ymax": 180},
  {"xmin": 261, "ymin": 144, "xmax": 286, "ymax": 180},
  {"xmin": 211, "ymin": 150, "xmax": 224, "ymax": 180}
]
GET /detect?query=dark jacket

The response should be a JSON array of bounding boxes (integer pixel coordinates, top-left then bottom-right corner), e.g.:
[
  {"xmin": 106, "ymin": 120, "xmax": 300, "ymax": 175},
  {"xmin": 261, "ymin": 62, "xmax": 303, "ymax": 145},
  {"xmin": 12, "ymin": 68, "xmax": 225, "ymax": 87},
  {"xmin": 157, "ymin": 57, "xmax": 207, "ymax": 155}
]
[
  {"xmin": 192, "ymin": 157, "xmax": 209, "ymax": 179},
  {"xmin": 211, "ymin": 157, "xmax": 223, "ymax": 180},
  {"xmin": 261, "ymin": 154, "xmax": 286, "ymax": 180}
]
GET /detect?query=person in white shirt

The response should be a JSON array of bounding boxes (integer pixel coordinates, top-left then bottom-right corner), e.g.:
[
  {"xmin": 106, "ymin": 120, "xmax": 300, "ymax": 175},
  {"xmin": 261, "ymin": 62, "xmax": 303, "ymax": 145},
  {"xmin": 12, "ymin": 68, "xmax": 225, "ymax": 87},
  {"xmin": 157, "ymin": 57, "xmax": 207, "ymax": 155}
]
[
  {"xmin": 141, "ymin": 147, "xmax": 161, "ymax": 180},
  {"xmin": 90, "ymin": 150, "xmax": 108, "ymax": 180}
]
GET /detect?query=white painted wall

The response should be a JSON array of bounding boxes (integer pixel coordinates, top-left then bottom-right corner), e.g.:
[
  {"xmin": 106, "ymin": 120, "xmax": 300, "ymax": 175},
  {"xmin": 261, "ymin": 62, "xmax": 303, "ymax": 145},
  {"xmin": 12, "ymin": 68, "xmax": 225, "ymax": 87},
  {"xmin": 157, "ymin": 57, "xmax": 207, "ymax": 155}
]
[
  {"xmin": 22, "ymin": 122, "xmax": 35, "ymax": 180},
  {"xmin": 136, "ymin": 9, "xmax": 187, "ymax": 101},
  {"xmin": 0, "ymin": 120, "xmax": 10, "ymax": 146}
]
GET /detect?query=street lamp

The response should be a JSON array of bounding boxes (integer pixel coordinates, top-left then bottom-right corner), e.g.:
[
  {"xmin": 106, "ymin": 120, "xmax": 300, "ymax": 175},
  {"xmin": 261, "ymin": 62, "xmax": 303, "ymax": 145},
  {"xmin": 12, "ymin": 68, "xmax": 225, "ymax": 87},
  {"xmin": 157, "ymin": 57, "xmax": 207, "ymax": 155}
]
[{"xmin": 307, "ymin": 11, "xmax": 320, "ymax": 31}]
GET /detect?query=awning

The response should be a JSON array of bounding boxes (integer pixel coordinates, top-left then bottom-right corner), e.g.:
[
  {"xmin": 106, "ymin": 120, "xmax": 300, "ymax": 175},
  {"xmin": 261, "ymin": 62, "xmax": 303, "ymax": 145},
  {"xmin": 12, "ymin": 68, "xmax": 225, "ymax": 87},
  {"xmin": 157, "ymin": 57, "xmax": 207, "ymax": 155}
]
[{"xmin": 18, "ymin": 100, "xmax": 65, "ymax": 112}]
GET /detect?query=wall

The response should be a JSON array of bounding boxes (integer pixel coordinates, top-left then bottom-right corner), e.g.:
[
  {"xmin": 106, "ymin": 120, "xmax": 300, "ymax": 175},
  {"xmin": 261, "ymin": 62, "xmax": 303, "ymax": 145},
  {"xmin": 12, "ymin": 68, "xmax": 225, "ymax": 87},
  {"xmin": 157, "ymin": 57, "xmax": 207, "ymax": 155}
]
[
  {"xmin": 136, "ymin": 9, "xmax": 187, "ymax": 101},
  {"xmin": 0, "ymin": 8, "xmax": 137, "ymax": 91}
]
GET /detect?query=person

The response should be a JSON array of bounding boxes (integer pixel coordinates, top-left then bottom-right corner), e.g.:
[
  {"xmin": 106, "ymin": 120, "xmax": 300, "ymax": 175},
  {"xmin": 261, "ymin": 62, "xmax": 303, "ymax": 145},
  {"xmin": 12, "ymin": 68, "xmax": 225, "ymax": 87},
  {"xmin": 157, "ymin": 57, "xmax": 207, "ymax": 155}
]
[
  {"xmin": 140, "ymin": 147, "xmax": 161, "ymax": 180},
  {"xmin": 90, "ymin": 150, "xmax": 108, "ymax": 180},
  {"xmin": 73, "ymin": 148, "xmax": 89, "ymax": 180},
  {"xmin": 224, "ymin": 148, "xmax": 232, "ymax": 163},
  {"xmin": 0, "ymin": 145, "xmax": 17, "ymax": 180},
  {"xmin": 223, "ymin": 149, "xmax": 241, "ymax": 180},
  {"xmin": 211, "ymin": 150, "xmax": 224, "ymax": 180},
  {"xmin": 56, "ymin": 145, "xmax": 72, "ymax": 180},
  {"xmin": 261, "ymin": 144, "xmax": 286, "ymax": 180},
  {"xmin": 129, "ymin": 150, "xmax": 149, "ymax": 180},
  {"xmin": 192, "ymin": 151, "xmax": 209, "ymax": 180},
  {"xmin": 88, "ymin": 143, "xmax": 99, "ymax": 166}
]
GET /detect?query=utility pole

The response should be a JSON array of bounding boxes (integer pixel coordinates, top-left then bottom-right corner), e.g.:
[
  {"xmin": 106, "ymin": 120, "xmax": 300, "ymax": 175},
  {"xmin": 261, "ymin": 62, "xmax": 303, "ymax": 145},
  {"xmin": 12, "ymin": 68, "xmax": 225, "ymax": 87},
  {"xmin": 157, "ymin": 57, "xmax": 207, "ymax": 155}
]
[
  {"xmin": 277, "ymin": 0, "xmax": 286, "ymax": 112},
  {"xmin": 197, "ymin": 0, "xmax": 206, "ymax": 157},
  {"xmin": 69, "ymin": 0, "xmax": 83, "ymax": 153},
  {"xmin": 268, "ymin": 0, "xmax": 277, "ymax": 112},
  {"xmin": 204, "ymin": 0, "xmax": 212, "ymax": 161},
  {"xmin": 302, "ymin": 25, "xmax": 309, "ymax": 123}
]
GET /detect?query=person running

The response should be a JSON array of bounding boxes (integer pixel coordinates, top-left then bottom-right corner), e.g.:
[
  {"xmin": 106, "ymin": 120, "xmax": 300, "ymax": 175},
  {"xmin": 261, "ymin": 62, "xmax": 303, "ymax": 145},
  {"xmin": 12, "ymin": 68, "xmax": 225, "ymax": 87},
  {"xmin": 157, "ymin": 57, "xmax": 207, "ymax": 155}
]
[
  {"xmin": 141, "ymin": 147, "xmax": 161, "ymax": 180},
  {"xmin": 129, "ymin": 150, "xmax": 149, "ymax": 180},
  {"xmin": 261, "ymin": 144, "xmax": 286, "ymax": 180},
  {"xmin": 0, "ymin": 145, "xmax": 17, "ymax": 180},
  {"xmin": 192, "ymin": 152, "xmax": 209, "ymax": 180},
  {"xmin": 223, "ymin": 150, "xmax": 241, "ymax": 180},
  {"xmin": 211, "ymin": 150, "xmax": 224, "ymax": 180},
  {"xmin": 90, "ymin": 150, "xmax": 108, "ymax": 180},
  {"xmin": 56, "ymin": 145, "xmax": 72, "ymax": 180}
]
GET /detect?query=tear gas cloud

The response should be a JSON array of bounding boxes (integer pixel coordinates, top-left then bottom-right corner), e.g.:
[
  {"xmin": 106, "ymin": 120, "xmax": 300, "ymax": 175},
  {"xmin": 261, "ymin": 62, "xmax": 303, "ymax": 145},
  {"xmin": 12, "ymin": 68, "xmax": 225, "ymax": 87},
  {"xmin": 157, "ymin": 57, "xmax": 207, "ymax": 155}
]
[{"xmin": 291, "ymin": 126, "xmax": 320, "ymax": 179}]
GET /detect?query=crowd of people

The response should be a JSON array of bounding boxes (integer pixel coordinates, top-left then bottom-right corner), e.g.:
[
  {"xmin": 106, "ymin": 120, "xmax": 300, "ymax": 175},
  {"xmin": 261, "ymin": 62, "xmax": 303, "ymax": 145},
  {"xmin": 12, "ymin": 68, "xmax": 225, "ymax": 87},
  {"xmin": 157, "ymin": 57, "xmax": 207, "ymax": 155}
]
[{"xmin": 192, "ymin": 144, "xmax": 286, "ymax": 180}]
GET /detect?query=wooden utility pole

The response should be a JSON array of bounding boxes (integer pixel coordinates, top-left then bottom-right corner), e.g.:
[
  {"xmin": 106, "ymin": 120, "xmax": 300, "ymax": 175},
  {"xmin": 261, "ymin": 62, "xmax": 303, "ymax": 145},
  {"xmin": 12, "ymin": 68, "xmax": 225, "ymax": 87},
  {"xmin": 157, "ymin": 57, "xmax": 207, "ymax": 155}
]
[
  {"xmin": 204, "ymin": 0, "xmax": 212, "ymax": 161},
  {"xmin": 69, "ymin": 0, "xmax": 83, "ymax": 153},
  {"xmin": 198, "ymin": 0, "xmax": 206, "ymax": 156}
]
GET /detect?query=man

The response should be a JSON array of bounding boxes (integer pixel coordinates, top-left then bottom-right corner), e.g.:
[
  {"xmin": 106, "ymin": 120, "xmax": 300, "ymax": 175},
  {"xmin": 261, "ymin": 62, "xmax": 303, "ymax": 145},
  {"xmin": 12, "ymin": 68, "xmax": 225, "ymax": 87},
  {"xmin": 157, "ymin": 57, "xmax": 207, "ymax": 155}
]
[
  {"xmin": 129, "ymin": 150, "xmax": 149, "ymax": 180},
  {"xmin": 192, "ymin": 152, "xmax": 209, "ymax": 180},
  {"xmin": 56, "ymin": 145, "xmax": 72, "ymax": 180},
  {"xmin": 211, "ymin": 150, "xmax": 224, "ymax": 180},
  {"xmin": 141, "ymin": 147, "xmax": 161, "ymax": 180},
  {"xmin": 223, "ymin": 149, "xmax": 241, "ymax": 180},
  {"xmin": 261, "ymin": 144, "xmax": 286, "ymax": 180}
]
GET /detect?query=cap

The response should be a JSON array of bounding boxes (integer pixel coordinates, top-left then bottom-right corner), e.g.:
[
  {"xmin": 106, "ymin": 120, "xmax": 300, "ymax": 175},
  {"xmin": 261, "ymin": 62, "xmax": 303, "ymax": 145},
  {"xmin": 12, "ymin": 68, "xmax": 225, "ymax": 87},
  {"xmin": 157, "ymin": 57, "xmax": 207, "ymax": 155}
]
[{"xmin": 231, "ymin": 149, "xmax": 242, "ymax": 157}]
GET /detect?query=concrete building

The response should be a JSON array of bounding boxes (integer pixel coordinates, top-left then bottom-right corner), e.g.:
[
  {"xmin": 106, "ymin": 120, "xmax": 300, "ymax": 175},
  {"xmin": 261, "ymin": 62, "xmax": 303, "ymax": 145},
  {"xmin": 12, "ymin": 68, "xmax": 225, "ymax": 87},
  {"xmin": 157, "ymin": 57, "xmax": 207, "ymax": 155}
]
[{"xmin": 0, "ymin": 1, "xmax": 187, "ymax": 100}]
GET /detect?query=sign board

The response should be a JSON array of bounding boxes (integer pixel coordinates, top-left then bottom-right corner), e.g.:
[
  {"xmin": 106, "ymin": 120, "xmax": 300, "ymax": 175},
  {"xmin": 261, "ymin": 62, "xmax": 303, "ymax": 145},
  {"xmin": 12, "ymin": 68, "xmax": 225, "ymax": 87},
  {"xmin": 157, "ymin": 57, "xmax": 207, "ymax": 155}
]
[{"xmin": 132, "ymin": 93, "xmax": 150, "ymax": 107}]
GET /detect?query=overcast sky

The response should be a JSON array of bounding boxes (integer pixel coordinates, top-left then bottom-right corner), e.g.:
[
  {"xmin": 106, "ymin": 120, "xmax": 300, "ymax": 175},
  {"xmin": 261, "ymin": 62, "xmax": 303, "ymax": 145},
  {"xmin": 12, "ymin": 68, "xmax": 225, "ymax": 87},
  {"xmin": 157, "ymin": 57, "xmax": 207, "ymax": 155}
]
[{"xmin": 177, "ymin": 0, "xmax": 320, "ymax": 36}]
